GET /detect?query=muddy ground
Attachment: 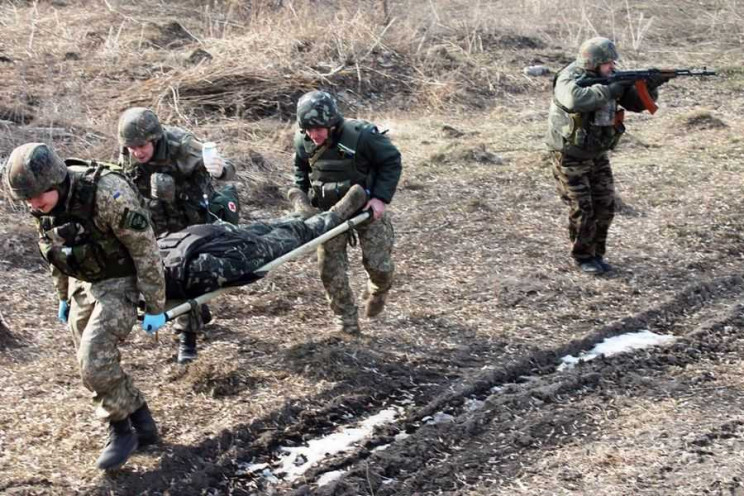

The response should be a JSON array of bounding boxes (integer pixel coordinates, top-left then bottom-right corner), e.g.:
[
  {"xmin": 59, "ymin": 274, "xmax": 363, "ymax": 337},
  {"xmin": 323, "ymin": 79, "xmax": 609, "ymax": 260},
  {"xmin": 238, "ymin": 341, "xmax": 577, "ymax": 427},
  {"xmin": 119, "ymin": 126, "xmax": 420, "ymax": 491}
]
[{"xmin": 2, "ymin": 1, "xmax": 744, "ymax": 495}]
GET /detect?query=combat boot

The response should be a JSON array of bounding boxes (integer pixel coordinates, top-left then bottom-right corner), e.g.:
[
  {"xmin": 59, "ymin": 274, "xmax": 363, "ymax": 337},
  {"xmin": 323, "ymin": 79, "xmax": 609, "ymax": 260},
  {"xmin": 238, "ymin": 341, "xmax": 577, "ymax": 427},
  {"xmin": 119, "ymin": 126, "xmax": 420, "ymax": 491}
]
[
  {"xmin": 364, "ymin": 292, "xmax": 388, "ymax": 318},
  {"xmin": 335, "ymin": 313, "xmax": 361, "ymax": 336},
  {"xmin": 129, "ymin": 402, "xmax": 158, "ymax": 446},
  {"xmin": 577, "ymin": 258, "xmax": 603, "ymax": 274},
  {"xmin": 594, "ymin": 256, "xmax": 613, "ymax": 273},
  {"xmin": 330, "ymin": 185, "xmax": 368, "ymax": 220},
  {"xmin": 96, "ymin": 418, "xmax": 138, "ymax": 470},
  {"xmin": 287, "ymin": 188, "xmax": 316, "ymax": 219},
  {"xmin": 178, "ymin": 331, "xmax": 198, "ymax": 364}
]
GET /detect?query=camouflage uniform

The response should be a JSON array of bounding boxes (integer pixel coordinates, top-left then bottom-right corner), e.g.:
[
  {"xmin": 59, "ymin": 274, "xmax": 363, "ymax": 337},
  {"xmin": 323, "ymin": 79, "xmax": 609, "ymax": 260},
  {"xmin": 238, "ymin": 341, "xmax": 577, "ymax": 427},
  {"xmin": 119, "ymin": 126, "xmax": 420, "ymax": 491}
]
[
  {"xmin": 160, "ymin": 212, "xmax": 342, "ymax": 299},
  {"xmin": 5, "ymin": 145, "xmax": 165, "ymax": 423},
  {"xmin": 293, "ymin": 91, "xmax": 401, "ymax": 332},
  {"xmin": 118, "ymin": 108, "xmax": 237, "ymax": 340},
  {"xmin": 546, "ymin": 37, "xmax": 659, "ymax": 270}
]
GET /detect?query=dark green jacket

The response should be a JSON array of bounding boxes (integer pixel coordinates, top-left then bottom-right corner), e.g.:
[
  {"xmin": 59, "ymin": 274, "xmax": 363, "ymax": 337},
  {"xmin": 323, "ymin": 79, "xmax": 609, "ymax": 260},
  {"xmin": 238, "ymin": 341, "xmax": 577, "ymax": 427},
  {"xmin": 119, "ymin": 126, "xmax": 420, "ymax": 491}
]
[{"xmin": 293, "ymin": 118, "xmax": 402, "ymax": 205}]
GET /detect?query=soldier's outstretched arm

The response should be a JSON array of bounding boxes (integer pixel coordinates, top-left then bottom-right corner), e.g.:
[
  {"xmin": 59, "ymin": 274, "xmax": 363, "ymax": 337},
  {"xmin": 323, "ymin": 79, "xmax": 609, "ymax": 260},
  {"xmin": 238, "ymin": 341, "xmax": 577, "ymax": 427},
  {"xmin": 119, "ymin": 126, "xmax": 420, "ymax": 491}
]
[
  {"xmin": 95, "ymin": 175, "xmax": 166, "ymax": 314},
  {"xmin": 554, "ymin": 70, "xmax": 613, "ymax": 113}
]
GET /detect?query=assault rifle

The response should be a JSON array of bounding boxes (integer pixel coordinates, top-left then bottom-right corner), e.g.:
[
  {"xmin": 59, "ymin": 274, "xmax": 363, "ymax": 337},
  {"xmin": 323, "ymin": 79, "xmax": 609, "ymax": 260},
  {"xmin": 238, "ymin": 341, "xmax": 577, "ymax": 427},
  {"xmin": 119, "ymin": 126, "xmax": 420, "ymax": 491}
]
[{"xmin": 576, "ymin": 68, "xmax": 717, "ymax": 114}]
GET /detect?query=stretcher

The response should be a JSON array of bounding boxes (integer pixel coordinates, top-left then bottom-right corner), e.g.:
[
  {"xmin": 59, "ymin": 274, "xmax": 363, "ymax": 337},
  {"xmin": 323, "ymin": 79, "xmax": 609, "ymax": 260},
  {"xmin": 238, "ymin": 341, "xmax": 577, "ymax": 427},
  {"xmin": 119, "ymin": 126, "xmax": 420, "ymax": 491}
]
[{"xmin": 163, "ymin": 211, "xmax": 371, "ymax": 322}]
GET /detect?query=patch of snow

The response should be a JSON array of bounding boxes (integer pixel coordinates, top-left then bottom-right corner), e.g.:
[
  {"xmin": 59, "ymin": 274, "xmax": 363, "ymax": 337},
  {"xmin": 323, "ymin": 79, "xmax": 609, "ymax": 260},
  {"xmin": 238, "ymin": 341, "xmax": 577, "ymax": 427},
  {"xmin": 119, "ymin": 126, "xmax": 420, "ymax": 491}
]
[
  {"xmin": 559, "ymin": 330, "xmax": 677, "ymax": 371},
  {"xmin": 278, "ymin": 408, "xmax": 400, "ymax": 481},
  {"xmin": 317, "ymin": 470, "xmax": 346, "ymax": 487},
  {"xmin": 464, "ymin": 398, "xmax": 485, "ymax": 412}
]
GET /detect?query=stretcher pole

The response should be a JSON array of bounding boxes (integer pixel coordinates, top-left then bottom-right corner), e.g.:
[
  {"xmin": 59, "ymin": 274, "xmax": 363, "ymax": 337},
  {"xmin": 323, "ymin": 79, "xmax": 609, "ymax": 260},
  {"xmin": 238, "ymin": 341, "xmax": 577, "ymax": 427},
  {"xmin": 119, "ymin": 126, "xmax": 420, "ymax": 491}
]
[{"xmin": 164, "ymin": 211, "xmax": 371, "ymax": 321}]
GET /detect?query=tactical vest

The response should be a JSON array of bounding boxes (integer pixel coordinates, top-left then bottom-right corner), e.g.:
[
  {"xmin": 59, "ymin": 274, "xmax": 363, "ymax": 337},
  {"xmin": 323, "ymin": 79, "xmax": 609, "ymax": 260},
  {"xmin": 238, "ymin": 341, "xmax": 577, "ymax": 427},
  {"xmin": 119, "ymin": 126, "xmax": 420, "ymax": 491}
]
[
  {"xmin": 36, "ymin": 162, "xmax": 137, "ymax": 282},
  {"xmin": 123, "ymin": 127, "xmax": 213, "ymax": 235},
  {"xmin": 549, "ymin": 65, "xmax": 625, "ymax": 158},
  {"xmin": 305, "ymin": 119, "xmax": 376, "ymax": 210}
]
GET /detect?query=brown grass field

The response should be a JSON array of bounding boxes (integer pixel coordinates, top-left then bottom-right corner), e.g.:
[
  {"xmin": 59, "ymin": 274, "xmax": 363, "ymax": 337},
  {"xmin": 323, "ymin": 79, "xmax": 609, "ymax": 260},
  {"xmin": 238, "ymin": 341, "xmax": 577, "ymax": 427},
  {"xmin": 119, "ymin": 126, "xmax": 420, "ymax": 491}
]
[{"xmin": 2, "ymin": 0, "xmax": 744, "ymax": 494}]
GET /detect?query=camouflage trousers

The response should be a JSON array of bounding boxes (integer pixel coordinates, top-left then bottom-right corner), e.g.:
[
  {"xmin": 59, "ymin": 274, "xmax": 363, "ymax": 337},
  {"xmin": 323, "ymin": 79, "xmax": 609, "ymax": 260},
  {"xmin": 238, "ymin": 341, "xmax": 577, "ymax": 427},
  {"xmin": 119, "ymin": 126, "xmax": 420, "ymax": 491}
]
[
  {"xmin": 173, "ymin": 305, "xmax": 205, "ymax": 335},
  {"xmin": 550, "ymin": 151, "xmax": 615, "ymax": 261},
  {"xmin": 317, "ymin": 213, "xmax": 395, "ymax": 324},
  {"xmin": 68, "ymin": 276, "xmax": 145, "ymax": 422}
]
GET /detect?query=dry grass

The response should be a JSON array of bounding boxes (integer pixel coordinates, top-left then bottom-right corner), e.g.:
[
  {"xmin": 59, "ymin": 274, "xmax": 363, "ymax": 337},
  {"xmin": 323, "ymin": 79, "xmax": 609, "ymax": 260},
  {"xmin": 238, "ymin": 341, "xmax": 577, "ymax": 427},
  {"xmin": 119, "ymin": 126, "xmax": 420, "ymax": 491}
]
[{"xmin": 2, "ymin": 0, "xmax": 744, "ymax": 494}]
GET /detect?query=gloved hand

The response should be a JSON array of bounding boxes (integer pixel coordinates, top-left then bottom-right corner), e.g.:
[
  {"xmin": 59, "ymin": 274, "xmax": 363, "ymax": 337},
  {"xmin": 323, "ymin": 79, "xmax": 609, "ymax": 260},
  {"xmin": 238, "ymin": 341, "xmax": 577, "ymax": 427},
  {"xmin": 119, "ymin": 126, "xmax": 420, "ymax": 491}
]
[
  {"xmin": 608, "ymin": 80, "xmax": 633, "ymax": 98},
  {"xmin": 142, "ymin": 313, "xmax": 167, "ymax": 334},
  {"xmin": 58, "ymin": 300, "xmax": 70, "ymax": 323},
  {"xmin": 205, "ymin": 157, "xmax": 224, "ymax": 178}
]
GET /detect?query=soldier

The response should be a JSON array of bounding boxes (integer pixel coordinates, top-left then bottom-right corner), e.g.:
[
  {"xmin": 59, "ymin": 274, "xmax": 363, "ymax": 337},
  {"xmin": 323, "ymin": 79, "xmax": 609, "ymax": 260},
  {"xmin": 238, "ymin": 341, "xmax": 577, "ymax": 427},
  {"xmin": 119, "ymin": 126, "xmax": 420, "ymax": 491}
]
[
  {"xmin": 4, "ymin": 143, "xmax": 167, "ymax": 470},
  {"xmin": 161, "ymin": 185, "xmax": 368, "ymax": 300},
  {"xmin": 117, "ymin": 107, "xmax": 237, "ymax": 363},
  {"xmin": 290, "ymin": 90, "xmax": 402, "ymax": 335},
  {"xmin": 546, "ymin": 37, "xmax": 667, "ymax": 273}
]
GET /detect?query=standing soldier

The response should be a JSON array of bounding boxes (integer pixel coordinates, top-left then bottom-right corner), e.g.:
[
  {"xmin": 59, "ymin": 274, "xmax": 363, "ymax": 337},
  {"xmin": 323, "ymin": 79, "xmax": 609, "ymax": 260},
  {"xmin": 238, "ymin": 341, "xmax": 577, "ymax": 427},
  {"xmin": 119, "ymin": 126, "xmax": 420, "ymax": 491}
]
[
  {"xmin": 289, "ymin": 91, "xmax": 402, "ymax": 335},
  {"xmin": 117, "ymin": 107, "xmax": 237, "ymax": 363},
  {"xmin": 4, "ymin": 143, "xmax": 167, "ymax": 470},
  {"xmin": 546, "ymin": 37, "xmax": 666, "ymax": 273}
]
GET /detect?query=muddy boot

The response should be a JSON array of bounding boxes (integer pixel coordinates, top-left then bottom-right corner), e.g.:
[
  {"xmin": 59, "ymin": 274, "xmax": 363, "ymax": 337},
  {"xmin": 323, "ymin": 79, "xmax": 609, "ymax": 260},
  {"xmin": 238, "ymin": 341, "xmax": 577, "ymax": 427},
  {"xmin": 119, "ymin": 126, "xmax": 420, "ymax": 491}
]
[
  {"xmin": 364, "ymin": 292, "xmax": 388, "ymax": 318},
  {"xmin": 96, "ymin": 418, "xmax": 138, "ymax": 470},
  {"xmin": 178, "ymin": 331, "xmax": 198, "ymax": 364},
  {"xmin": 287, "ymin": 188, "xmax": 316, "ymax": 219},
  {"xmin": 329, "ymin": 185, "xmax": 368, "ymax": 220},
  {"xmin": 335, "ymin": 312, "xmax": 361, "ymax": 336},
  {"xmin": 129, "ymin": 403, "xmax": 158, "ymax": 446}
]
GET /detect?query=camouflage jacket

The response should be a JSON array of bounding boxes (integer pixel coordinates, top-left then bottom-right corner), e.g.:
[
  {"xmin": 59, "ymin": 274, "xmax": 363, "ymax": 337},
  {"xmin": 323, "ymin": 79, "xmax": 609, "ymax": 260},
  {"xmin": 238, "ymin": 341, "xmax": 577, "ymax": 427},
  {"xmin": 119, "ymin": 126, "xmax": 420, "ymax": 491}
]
[
  {"xmin": 46, "ymin": 169, "xmax": 166, "ymax": 314},
  {"xmin": 293, "ymin": 118, "xmax": 402, "ymax": 206},
  {"xmin": 119, "ymin": 126, "xmax": 236, "ymax": 235},
  {"xmin": 546, "ymin": 62, "xmax": 658, "ymax": 159}
]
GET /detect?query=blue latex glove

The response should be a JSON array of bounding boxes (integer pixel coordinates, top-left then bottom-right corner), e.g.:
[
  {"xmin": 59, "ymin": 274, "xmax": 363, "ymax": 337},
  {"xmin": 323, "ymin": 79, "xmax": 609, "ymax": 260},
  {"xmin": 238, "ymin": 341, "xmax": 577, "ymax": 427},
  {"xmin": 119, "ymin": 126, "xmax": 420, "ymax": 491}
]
[
  {"xmin": 142, "ymin": 313, "xmax": 167, "ymax": 334},
  {"xmin": 58, "ymin": 300, "xmax": 70, "ymax": 323}
]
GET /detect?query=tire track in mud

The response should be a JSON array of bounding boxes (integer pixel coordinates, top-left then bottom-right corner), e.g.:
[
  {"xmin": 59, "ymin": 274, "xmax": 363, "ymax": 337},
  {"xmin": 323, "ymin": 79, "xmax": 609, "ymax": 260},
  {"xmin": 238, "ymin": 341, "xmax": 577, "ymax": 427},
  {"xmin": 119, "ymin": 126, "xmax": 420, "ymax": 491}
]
[
  {"xmin": 292, "ymin": 275, "xmax": 744, "ymax": 495},
  {"xmin": 90, "ymin": 274, "xmax": 744, "ymax": 496}
]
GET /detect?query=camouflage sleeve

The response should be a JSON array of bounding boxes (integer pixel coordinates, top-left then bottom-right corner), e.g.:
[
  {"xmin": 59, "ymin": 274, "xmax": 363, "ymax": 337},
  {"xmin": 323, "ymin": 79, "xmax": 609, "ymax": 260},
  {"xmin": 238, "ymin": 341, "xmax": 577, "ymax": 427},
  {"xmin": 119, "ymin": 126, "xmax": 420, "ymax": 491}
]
[
  {"xmin": 51, "ymin": 265, "xmax": 69, "ymax": 301},
  {"xmin": 176, "ymin": 135, "xmax": 207, "ymax": 177},
  {"xmin": 358, "ymin": 130, "xmax": 402, "ymax": 204},
  {"xmin": 95, "ymin": 174, "xmax": 166, "ymax": 314},
  {"xmin": 293, "ymin": 130, "xmax": 311, "ymax": 193},
  {"xmin": 554, "ymin": 68, "xmax": 613, "ymax": 113}
]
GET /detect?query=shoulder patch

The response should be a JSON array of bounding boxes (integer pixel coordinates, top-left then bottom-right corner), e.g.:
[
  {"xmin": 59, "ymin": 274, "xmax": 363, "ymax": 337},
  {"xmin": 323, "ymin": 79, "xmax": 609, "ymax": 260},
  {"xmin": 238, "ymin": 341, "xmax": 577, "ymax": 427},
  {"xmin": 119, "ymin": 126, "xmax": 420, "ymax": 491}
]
[{"xmin": 121, "ymin": 208, "xmax": 150, "ymax": 231}]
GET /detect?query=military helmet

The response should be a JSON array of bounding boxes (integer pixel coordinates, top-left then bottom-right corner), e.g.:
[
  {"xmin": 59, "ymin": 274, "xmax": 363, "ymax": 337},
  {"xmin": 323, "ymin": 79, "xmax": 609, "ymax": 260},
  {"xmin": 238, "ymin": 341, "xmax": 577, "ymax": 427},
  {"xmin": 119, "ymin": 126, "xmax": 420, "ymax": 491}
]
[
  {"xmin": 118, "ymin": 107, "xmax": 164, "ymax": 147},
  {"xmin": 576, "ymin": 37, "xmax": 620, "ymax": 70},
  {"xmin": 4, "ymin": 143, "xmax": 68, "ymax": 200},
  {"xmin": 296, "ymin": 90, "xmax": 342, "ymax": 130}
]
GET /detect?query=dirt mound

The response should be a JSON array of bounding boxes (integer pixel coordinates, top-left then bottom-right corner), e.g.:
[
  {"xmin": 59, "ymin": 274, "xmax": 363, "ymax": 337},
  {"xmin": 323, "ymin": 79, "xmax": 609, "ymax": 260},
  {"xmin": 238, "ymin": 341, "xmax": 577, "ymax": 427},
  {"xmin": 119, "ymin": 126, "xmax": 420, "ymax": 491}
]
[
  {"xmin": 680, "ymin": 110, "xmax": 727, "ymax": 131},
  {"xmin": 431, "ymin": 142, "xmax": 504, "ymax": 165},
  {"xmin": 121, "ymin": 68, "xmax": 317, "ymax": 121}
]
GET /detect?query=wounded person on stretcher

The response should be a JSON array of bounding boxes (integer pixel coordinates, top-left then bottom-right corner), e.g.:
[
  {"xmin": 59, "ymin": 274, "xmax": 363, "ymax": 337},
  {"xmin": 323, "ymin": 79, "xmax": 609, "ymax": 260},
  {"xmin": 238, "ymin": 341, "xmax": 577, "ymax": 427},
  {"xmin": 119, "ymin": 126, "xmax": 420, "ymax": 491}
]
[{"xmin": 159, "ymin": 185, "xmax": 368, "ymax": 299}]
